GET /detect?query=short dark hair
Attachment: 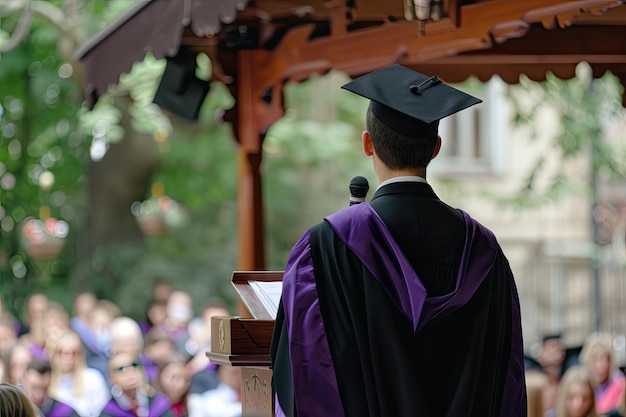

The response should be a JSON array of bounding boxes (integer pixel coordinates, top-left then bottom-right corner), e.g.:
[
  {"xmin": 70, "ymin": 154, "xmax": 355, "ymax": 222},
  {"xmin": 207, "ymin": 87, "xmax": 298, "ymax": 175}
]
[
  {"xmin": 26, "ymin": 358, "xmax": 52, "ymax": 375},
  {"xmin": 365, "ymin": 107, "xmax": 437, "ymax": 170}
]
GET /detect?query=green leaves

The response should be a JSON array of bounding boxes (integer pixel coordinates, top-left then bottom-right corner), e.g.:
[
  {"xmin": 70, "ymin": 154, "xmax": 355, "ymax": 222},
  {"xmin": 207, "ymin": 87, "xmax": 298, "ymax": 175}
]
[
  {"xmin": 262, "ymin": 71, "xmax": 375, "ymax": 269},
  {"xmin": 503, "ymin": 63, "xmax": 626, "ymax": 208}
]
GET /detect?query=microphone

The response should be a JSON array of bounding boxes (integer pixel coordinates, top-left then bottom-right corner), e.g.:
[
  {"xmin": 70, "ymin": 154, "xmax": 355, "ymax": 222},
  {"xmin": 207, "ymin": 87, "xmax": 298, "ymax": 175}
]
[{"xmin": 349, "ymin": 176, "xmax": 369, "ymax": 206}]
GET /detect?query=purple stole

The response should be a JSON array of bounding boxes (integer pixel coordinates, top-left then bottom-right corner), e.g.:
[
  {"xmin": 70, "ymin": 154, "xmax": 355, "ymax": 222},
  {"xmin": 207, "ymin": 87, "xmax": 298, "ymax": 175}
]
[
  {"xmin": 277, "ymin": 202, "xmax": 526, "ymax": 417},
  {"xmin": 46, "ymin": 401, "xmax": 75, "ymax": 417},
  {"xmin": 102, "ymin": 394, "xmax": 171, "ymax": 417}
]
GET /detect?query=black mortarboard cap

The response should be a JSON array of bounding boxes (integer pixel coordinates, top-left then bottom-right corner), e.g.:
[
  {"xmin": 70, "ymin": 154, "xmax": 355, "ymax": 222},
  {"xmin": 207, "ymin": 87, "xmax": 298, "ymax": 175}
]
[{"xmin": 341, "ymin": 64, "xmax": 482, "ymax": 138}]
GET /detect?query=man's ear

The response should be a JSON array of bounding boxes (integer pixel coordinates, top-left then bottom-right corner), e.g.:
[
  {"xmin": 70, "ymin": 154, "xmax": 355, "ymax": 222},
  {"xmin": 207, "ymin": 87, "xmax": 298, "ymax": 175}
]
[
  {"xmin": 362, "ymin": 131, "xmax": 374, "ymax": 156},
  {"xmin": 431, "ymin": 136, "xmax": 442, "ymax": 160}
]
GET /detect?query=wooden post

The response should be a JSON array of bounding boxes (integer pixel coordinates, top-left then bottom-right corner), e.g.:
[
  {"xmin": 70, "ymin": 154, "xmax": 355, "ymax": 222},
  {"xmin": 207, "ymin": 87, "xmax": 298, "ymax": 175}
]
[
  {"xmin": 237, "ymin": 149, "xmax": 265, "ymax": 272},
  {"xmin": 236, "ymin": 51, "xmax": 267, "ymax": 318}
]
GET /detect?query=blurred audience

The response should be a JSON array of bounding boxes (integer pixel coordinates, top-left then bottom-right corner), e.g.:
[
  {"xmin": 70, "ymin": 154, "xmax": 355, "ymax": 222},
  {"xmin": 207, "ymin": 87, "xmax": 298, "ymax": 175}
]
[
  {"xmin": 188, "ymin": 364, "xmax": 242, "ymax": 417},
  {"xmin": 42, "ymin": 303, "xmax": 71, "ymax": 356},
  {"xmin": 153, "ymin": 281, "xmax": 174, "ymax": 305},
  {"xmin": 19, "ymin": 300, "xmax": 47, "ymax": 359},
  {"xmin": 579, "ymin": 332, "xmax": 625, "ymax": 416},
  {"xmin": 1, "ymin": 343, "xmax": 33, "ymax": 386},
  {"xmin": 23, "ymin": 358, "xmax": 79, "ymax": 417},
  {"xmin": 109, "ymin": 316, "xmax": 158, "ymax": 382},
  {"xmin": 552, "ymin": 366, "xmax": 599, "ymax": 417},
  {"xmin": 144, "ymin": 327, "xmax": 176, "ymax": 371},
  {"xmin": 186, "ymin": 299, "xmax": 230, "ymax": 375},
  {"xmin": 0, "ymin": 318, "xmax": 19, "ymax": 380},
  {"xmin": 0, "ymin": 296, "xmax": 20, "ymax": 336},
  {"xmin": 20, "ymin": 293, "xmax": 49, "ymax": 337},
  {"xmin": 539, "ymin": 334, "xmax": 567, "ymax": 415},
  {"xmin": 101, "ymin": 352, "xmax": 173, "ymax": 417},
  {"xmin": 48, "ymin": 330, "xmax": 110, "ymax": 416},
  {"xmin": 70, "ymin": 292, "xmax": 98, "ymax": 340},
  {"xmin": 141, "ymin": 300, "xmax": 168, "ymax": 336},
  {"xmin": 160, "ymin": 292, "xmax": 194, "ymax": 358},
  {"xmin": 526, "ymin": 369, "xmax": 547, "ymax": 417},
  {"xmin": 154, "ymin": 354, "xmax": 192, "ymax": 417}
]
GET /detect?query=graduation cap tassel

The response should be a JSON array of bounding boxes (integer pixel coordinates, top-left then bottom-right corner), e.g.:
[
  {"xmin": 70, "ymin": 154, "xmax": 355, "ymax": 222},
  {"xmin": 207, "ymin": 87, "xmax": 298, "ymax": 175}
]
[{"xmin": 410, "ymin": 76, "xmax": 441, "ymax": 94}]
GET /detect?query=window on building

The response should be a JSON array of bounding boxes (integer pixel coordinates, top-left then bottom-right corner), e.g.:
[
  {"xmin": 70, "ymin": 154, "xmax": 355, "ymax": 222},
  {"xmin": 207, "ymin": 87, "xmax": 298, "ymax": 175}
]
[{"xmin": 430, "ymin": 75, "xmax": 508, "ymax": 176}]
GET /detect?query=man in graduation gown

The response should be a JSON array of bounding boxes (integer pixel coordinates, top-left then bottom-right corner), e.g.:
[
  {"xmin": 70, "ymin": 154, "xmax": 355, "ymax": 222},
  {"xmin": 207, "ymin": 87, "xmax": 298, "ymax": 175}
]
[{"xmin": 270, "ymin": 64, "xmax": 527, "ymax": 417}]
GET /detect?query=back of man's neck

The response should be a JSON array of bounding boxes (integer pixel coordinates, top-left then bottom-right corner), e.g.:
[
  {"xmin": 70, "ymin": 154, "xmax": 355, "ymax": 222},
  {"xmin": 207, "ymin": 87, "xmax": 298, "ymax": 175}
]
[{"xmin": 378, "ymin": 169, "xmax": 426, "ymax": 184}]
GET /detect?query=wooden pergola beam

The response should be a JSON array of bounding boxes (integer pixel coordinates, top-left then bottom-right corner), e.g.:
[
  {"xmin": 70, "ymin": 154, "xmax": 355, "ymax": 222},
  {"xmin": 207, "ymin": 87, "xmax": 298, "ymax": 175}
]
[{"xmin": 75, "ymin": 0, "xmax": 626, "ymax": 280}]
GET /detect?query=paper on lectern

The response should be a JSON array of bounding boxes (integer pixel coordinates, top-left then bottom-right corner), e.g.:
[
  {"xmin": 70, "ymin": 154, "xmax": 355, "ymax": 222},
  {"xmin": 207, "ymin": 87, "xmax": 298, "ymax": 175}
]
[{"xmin": 248, "ymin": 280, "xmax": 283, "ymax": 319}]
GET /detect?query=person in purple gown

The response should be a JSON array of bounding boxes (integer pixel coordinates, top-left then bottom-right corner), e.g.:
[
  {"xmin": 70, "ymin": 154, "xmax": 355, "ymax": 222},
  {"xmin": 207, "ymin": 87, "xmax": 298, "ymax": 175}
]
[
  {"xmin": 100, "ymin": 352, "xmax": 173, "ymax": 417},
  {"xmin": 271, "ymin": 64, "xmax": 527, "ymax": 417}
]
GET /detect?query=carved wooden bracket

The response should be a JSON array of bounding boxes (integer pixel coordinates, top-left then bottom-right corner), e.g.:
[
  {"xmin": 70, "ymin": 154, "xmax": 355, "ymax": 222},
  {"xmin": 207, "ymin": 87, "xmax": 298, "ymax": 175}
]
[
  {"xmin": 487, "ymin": 0, "xmax": 622, "ymax": 47},
  {"xmin": 522, "ymin": 0, "xmax": 622, "ymax": 29}
]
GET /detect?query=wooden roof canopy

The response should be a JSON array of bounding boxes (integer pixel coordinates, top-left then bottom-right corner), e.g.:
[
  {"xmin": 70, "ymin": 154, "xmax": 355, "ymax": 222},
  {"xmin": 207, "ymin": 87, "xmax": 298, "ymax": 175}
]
[{"xmin": 76, "ymin": 0, "xmax": 626, "ymax": 271}]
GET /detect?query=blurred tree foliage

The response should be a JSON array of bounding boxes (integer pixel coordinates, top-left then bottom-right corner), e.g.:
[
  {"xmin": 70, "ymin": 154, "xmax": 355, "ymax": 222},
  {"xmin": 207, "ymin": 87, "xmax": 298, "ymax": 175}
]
[
  {"xmin": 0, "ymin": 1, "xmax": 375, "ymax": 320},
  {"xmin": 0, "ymin": 0, "xmax": 111, "ymax": 316},
  {"xmin": 0, "ymin": 0, "xmax": 245, "ymax": 317},
  {"xmin": 493, "ymin": 64, "xmax": 626, "ymax": 207},
  {"xmin": 264, "ymin": 71, "xmax": 374, "ymax": 269}
]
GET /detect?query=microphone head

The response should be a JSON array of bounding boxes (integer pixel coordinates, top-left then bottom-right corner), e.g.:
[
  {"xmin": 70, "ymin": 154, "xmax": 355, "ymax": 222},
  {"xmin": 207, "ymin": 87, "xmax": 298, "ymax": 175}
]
[{"xmin": 349, "ymin": 176, "xmax": 369, "ymax": 198}]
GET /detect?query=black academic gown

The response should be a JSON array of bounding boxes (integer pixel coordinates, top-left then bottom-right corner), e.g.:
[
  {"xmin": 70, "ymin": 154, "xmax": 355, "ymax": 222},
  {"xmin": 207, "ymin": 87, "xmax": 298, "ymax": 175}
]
[{"xmin": 270, "ymin": 181, "xmax": 526, "ymax": 417}]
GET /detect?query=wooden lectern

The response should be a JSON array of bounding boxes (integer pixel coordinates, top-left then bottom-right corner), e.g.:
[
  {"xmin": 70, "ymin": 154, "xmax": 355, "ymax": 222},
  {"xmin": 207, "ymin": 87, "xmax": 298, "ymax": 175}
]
[{"xmin": 207, "ymin": 271, "xmax": 283, "ymax": 417}]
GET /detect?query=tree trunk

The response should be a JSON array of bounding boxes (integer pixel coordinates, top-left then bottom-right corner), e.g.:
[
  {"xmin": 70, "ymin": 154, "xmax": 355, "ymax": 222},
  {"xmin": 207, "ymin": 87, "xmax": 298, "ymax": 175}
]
[{"xmin": 86, "ymin": 95, "xmax": 160, "ymax": 256}]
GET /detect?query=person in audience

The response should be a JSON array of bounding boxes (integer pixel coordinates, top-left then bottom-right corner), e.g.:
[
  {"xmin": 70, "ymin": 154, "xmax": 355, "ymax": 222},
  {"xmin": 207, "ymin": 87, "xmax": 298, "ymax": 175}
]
[
  {"xmin": 153, "ymin": 281, "xmax": 174, "ymax": 305},
  {"xmin": 109, "ymin": 316, "xmax": 158, "ymax": 382},
  {"xmin": 188, "ymin": 362, "xmax": 219, "ymax": 396},
  {"xmin": 159, "ymin": 291, "xmax": 194, "ymax": 358},
  {"xmin": 188, "ymin": 364, "xmax": 241, "ymax": 417},
  {"xmin": 154, "ymin": 354, "xmax": 192, "ymax": 417},
  {"xmin": 100, "ymin": 352, "xmax": 173, "ymax": 417},
  {"xmin": 539, "ymin": 334, "xmax": 568, "ymax": 415},
  {"xmin": 81, "ymin": 300, "xmax": 120, "ymax": 378},
  {"xmin": 144, "ymin": 327, "xmax": 176, "ymax": 371},
  {"xmin": 579, "ymin": 332, "xmax": 625, "ymax": 416},
  {"xmin": 42, "ymin": 303, "xmax": 71, "ymax": 356},
  {"xmin": 0, "ymin": 317, "xmax": 19, "ymax": 380},
  {"xmin": 70, "ymin": 292, "xmax": 98, "ymax": 341},
  {"xmin": 526, "ymin": 369, "xmax": 547, "ymax": 417},
  {"xmin": 0, "ymin": 316, "xmax": 19, "ymax": 353},
  {"xmin": 553, "ymin": 366, "xmax": 599, "ymax": 417},
  {"xmin": 70, "ymin": 293, "xmax": 101, "ymax": 365},
  {"xmin": 20, "ymin": 302, "xmax": 71, "ymax": 361},
  {"xmin": 0, "ymin": 298, "xmax": 21, "ymax": 337},
  {"xmin": 141, "ymin": 300, "xmax": 168, "ymax": 336},
  {"xmin": 1, "ymin": 343, "xmax": 33, "ymax": 386},
  {"xmin": 109, "ymin": 317, "xmax": 144, "ymax": 357},
  {"xmin": 23, "ymin": 358, "xmax": 79, "ymax": 417},
  {"xmin": 0, "ymin": 382, "xmax": 39, "ymax": 417},
  {"xmin": 90, "ymin": 300, "xmax": 121, "ymax": 352},
  {"xmin": 20, "ymin": 293, "xmax": 49, "ymax": 336},
  {"xmin": 48, "ymin": 330, "xmax": 110, "ymax": 416},
  {"xmin": 139, "ymin": 281, "xmax": 172, "ymax": 335},
  {"xmin": 186, "ymin": 299, "xmax": 230, "ymax": 377},
  {"xmin": 18, "ymin": 295, "xmax": 51, "ymax": 359}
]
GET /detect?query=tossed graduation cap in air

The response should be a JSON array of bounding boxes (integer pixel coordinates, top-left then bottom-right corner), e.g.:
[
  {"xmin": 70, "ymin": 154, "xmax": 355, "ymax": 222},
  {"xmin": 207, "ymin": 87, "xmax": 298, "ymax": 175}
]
[{"xmin": 341, "ymin": 64, "xmax": 482, "ymax": 138}]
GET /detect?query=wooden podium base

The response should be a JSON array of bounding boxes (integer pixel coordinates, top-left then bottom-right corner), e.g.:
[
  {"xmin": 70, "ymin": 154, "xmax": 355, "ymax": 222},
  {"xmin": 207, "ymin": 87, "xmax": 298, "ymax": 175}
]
[{"xmin": 242, "ymin": 367, "xmax": 273, "ymax": 417}]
